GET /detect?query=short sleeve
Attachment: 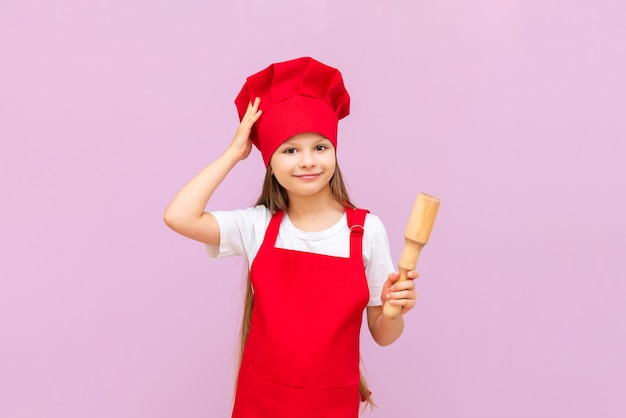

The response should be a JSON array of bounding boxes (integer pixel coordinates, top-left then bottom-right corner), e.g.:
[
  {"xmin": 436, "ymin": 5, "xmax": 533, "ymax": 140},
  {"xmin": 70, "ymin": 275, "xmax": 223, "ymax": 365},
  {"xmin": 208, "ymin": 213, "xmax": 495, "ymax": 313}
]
[
  {"xmin": 363, "ymin": 214, "xmax": 395, "ymax": 306},
  {"xmin": 205, "ymin": 206, "xmax": 271, "ymax": 264}
]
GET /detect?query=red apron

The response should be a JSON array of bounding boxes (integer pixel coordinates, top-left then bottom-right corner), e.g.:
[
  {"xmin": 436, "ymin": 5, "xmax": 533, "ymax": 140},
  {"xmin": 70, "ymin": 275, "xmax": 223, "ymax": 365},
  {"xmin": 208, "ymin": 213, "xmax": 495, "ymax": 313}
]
[{"xmin": 232, "ymin": 208, "xmax": 370, "ymax": 418}]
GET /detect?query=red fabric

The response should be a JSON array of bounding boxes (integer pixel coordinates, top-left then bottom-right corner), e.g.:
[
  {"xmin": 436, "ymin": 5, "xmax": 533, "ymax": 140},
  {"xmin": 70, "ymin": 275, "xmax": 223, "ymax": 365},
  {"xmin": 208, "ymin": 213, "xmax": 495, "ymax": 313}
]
[
  {"xmin": 232, "ymin": 208, "xmax": 369, "ymax": 418},
  {"xmin": 235, "ymin": 57, "xmax": 350, "ymax": 166}
]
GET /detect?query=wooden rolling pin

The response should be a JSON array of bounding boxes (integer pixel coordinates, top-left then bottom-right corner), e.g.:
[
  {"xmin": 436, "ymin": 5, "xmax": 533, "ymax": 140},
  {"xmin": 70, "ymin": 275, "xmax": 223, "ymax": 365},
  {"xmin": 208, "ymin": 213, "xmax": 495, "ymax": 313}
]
[{"xmin": 383, "ymin": 193, "xmax": 440, "ymax": 319}]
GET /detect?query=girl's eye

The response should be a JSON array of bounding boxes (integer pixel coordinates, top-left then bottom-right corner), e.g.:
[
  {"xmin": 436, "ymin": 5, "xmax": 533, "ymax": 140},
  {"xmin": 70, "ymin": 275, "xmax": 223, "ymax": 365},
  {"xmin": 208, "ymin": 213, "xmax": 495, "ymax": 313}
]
[
  {"xmin": 283, "ymin": 148, "xmax": 297, "ymax": 154},
  {"xmin": 315, "ymin": 145, "xmax": 328, "ymax": 151}
]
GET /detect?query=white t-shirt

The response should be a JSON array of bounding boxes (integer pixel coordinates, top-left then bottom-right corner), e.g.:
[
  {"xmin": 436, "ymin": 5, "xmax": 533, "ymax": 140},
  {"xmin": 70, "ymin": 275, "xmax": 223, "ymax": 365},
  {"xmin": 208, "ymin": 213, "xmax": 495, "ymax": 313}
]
[{"xmin": 206, "ymin": 205, "xmax": 394, "ymax": 306}]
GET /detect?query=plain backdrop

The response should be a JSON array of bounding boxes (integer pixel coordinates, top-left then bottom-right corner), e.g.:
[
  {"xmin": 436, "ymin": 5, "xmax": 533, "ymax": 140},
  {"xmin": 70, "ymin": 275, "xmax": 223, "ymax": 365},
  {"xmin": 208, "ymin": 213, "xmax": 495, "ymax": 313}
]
[{"xmin": 1, "ymin": 1, "xmax": 625, "ymax": 417}]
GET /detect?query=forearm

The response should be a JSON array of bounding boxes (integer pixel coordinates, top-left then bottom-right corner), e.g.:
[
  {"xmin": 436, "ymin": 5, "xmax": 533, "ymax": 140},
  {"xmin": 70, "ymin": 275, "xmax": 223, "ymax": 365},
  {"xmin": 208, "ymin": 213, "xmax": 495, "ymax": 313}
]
[
  {"xmin": 164, "ymin": 149, "xmax": 239, "ymax": 225},
  {"xmin": 368, "ymin": 307, "xmax": 405, "ymax": 346}
]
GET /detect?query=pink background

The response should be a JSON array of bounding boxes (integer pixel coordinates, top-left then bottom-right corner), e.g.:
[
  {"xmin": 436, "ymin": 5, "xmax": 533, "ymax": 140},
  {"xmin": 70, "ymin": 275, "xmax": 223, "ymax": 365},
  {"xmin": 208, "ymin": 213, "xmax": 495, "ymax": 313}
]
[{"xmin": 1, "ymin": 1, "xmax": 625, "ymax": 417}]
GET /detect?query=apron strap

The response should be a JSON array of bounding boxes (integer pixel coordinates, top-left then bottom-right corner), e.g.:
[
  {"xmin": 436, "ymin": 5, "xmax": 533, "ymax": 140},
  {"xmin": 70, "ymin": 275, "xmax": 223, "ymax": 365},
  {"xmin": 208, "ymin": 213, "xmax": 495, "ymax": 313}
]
[
  {"xmin": 263, "ymin": 209, "xmax": 285, "ymax": 247},
  {"xmin": 346, "ymin": 208, "xmax": 369, "ymax": 261}
]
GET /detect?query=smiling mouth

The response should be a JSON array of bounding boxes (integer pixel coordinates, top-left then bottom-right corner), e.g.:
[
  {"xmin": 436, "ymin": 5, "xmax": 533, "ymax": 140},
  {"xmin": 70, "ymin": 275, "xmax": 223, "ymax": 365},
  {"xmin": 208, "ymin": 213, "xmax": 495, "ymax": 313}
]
[{"xmin": 294, "ymin": 173, "xmax": 321, "ymax": 180}]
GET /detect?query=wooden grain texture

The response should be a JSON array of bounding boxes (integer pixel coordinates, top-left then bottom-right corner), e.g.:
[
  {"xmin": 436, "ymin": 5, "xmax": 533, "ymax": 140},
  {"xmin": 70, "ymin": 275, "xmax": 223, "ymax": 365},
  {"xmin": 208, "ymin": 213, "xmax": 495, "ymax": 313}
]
[{"xmin": 383, "ymin": 193, "xmax": 440, "ymax": 319}]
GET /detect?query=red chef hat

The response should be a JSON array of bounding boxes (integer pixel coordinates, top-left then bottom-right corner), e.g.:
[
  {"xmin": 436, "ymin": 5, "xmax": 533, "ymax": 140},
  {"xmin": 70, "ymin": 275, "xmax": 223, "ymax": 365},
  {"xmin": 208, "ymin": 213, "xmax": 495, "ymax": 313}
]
[{"xmin": 235, "ymin": 57, "xmax": 350, "ymax": 166}]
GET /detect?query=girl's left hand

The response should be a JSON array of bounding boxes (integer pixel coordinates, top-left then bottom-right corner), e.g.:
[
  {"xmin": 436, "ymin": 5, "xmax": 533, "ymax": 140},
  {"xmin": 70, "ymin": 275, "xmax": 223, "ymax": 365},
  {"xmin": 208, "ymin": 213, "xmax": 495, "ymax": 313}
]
[{"xmin": 381, "ymin": 270, "xmax": 419, "ymax": 315}]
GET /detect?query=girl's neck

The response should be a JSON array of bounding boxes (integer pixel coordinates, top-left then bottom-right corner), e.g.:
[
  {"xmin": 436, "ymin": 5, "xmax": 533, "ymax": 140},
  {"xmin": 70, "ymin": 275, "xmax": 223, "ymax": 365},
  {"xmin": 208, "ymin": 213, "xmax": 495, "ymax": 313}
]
[{"xmin": 286, "ymin": 192, "xmax": 345, "ymax": 232}]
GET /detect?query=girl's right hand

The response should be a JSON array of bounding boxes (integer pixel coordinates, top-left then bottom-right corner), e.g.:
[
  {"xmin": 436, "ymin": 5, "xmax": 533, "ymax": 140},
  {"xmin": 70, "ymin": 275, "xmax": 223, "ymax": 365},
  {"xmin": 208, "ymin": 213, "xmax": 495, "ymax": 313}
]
[{"xmin": 228, "ymin": 97, "xmax": 262, "ymax": 161}]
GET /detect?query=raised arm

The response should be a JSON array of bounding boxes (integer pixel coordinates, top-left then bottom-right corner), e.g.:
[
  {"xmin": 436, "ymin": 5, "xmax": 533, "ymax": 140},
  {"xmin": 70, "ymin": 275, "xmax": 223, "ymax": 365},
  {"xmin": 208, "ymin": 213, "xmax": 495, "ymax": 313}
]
[{"xmin": 163, "ymin": 98, "xmax": 262, "ymax": 245}]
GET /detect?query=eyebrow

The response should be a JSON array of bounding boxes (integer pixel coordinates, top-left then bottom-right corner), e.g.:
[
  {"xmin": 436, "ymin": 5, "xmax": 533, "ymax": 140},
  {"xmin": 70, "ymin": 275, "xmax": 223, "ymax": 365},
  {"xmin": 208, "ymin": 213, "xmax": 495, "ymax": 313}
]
[{"xmin": 281, "ymin": 138, "xmax": 332, "ymax": 147}]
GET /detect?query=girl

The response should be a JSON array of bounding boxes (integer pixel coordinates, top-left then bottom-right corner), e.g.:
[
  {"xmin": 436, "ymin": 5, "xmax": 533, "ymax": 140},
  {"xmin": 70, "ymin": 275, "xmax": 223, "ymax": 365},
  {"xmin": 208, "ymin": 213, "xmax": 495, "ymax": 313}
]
[{"xmin": 164, "ymin": 57, "xmax": 418, "ymax": 418}]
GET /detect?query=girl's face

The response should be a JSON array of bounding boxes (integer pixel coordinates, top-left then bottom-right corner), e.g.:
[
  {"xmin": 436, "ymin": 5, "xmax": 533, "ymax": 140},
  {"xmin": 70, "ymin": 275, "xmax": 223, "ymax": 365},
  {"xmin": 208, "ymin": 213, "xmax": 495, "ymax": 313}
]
[{"xmin": 269, "ymin": 132, "xmax": 337, "ymax": 200}]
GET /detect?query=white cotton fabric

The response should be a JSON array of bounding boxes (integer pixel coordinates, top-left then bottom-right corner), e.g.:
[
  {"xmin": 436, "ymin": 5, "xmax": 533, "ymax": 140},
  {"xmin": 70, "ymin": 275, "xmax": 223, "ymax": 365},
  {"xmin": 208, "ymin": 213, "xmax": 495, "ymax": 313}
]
[{"xmin": 205, "ymin": 205, "xmax": 394, "ymax": 306}]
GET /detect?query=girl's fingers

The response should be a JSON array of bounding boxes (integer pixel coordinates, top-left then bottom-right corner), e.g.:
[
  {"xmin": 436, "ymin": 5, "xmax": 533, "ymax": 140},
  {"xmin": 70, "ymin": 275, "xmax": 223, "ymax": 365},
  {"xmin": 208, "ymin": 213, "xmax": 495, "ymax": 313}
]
[
  {"xmin": 386, "ymin": 272, "xmax": 400, "ymax": 284},
  {"xmin": 388, "ymin": 297, "xmax": 416, "ymax": 308},
  {"xmin": 389, "ymin": 280, "xmax": 415, "ymax": 292},
  {"xmin": 387, "ymin": 289, "xmax": 416, "ymax": 301},
  {"xmin": 407, "ymin": 270, "xmax": 419, "ymax": 280},
  {"xmin": 390, "ymin": 290, "xmax": 413, "ymax": 299},
  {"xmin": 242, "ymin": 98, "xmax": 262, "ymax": 124},
  {"xmin": 388, "ymin": 294, "xmax": 418, "ymax": 313},
  {"xmin": 385, "ymin": 270, "xmax": 420, "ymax": 313},
  {"xmin": 248, "ymin": 97, "xmax": 261, "ymax": 114}
]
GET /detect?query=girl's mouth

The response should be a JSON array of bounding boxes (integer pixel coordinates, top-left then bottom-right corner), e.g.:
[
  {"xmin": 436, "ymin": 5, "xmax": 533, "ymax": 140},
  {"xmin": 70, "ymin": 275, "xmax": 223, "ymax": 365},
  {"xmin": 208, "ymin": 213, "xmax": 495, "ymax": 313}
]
[{"xmin": 294, "ymin": 173, "xmax": 321, "ymax": 180}]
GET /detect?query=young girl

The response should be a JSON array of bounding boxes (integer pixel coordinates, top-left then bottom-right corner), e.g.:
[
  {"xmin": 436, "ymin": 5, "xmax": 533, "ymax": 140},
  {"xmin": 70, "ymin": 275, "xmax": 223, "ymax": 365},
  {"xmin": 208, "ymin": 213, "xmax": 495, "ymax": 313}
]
[{"xmin": 164, "ymin": 57, "xmax": 418, "ymax": 418}]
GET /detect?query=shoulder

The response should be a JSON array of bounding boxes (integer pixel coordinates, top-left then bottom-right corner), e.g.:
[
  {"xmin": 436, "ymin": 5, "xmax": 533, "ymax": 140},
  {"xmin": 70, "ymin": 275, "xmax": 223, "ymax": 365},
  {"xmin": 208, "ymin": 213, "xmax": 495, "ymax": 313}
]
[
  {"xmin": 361, "ymin": 211, "xmax": 392, "ymax": 254},
  {"xmin": 211, "ymin": 205, "xmax": 273, "ymax": 226},
  {"xmin": 211, "ymin": 205, "xmax": 275, "ymax": 243},
  {"xmin": 363, "ymin": 211, "xmax": 384, "ymax": 227},
  {"xmin": 361, "ymin": 211, "xmax": 388, "ymax": 236}
]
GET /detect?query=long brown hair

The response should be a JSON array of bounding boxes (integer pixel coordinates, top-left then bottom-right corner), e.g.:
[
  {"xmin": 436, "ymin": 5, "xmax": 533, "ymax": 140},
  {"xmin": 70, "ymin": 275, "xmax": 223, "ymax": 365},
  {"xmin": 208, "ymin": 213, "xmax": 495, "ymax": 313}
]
[{"xmin": 237, "ymin": 162, "xmax": 375, "ymax": 408}]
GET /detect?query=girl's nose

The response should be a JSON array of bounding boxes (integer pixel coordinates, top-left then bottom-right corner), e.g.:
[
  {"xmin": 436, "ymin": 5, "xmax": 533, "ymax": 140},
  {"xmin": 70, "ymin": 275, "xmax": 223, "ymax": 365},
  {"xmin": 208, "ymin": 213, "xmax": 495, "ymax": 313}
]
[{"xmin": 299, "ymin": 151, "xmax": 317, "ymax": 168}]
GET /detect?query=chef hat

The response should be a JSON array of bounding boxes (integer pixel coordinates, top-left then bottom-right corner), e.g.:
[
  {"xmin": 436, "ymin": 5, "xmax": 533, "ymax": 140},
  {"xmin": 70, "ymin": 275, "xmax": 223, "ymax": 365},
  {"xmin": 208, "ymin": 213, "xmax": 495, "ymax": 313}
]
[{"xmin": 235, "ymin": 57, "xmax": 350, "ymax": 166}]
